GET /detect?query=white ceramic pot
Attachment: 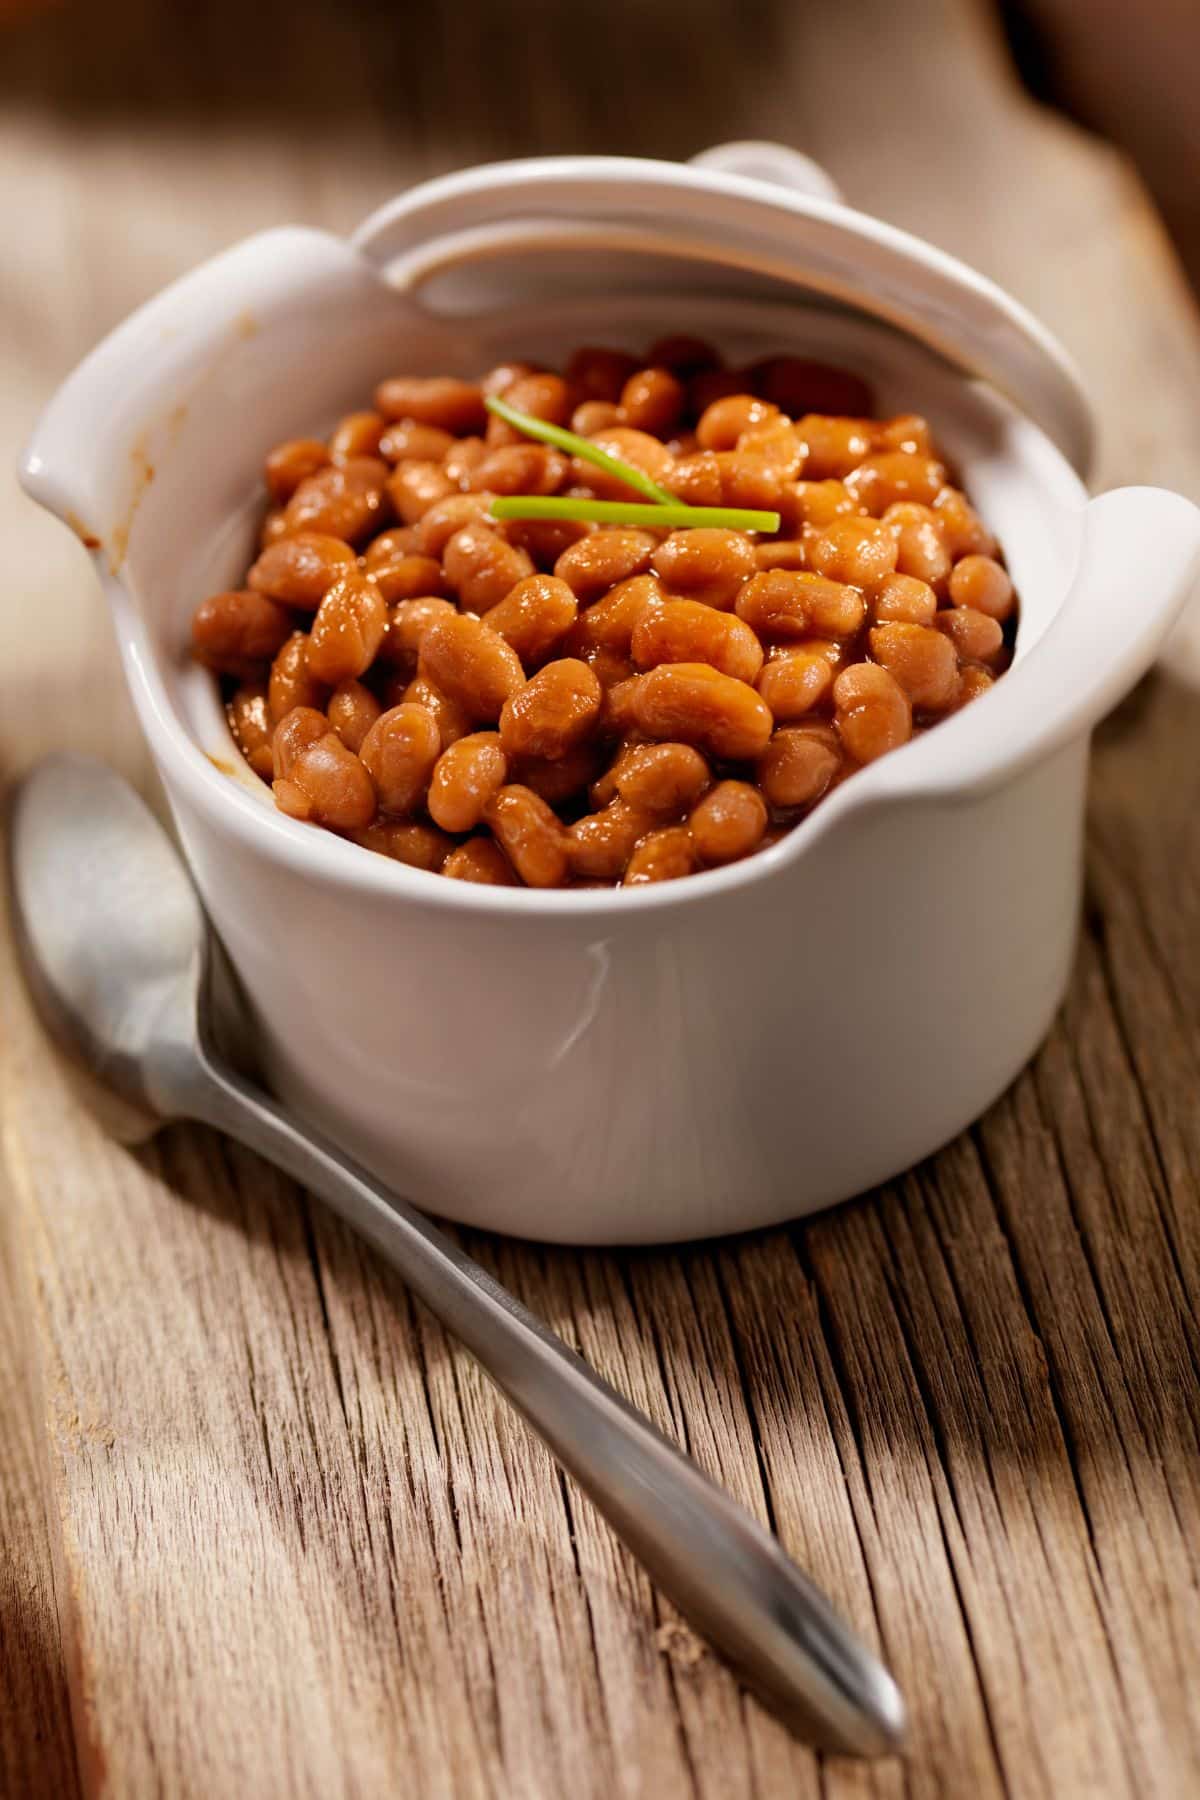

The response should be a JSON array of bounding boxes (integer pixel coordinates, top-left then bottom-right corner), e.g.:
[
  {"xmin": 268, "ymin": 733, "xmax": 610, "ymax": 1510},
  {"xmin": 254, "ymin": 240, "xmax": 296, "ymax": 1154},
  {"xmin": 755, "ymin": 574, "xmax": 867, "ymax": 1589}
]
[{"xmin": 21, "ymin": 147, "xmax": 1200, "ymax": 1243}]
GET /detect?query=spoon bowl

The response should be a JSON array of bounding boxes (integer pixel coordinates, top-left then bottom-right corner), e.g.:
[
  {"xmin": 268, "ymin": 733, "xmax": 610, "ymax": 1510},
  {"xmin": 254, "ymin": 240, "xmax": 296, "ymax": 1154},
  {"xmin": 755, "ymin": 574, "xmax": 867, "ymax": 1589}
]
[{"xmin": 8, "ymin": 755, "xmax": 208, "ymax": 1137}]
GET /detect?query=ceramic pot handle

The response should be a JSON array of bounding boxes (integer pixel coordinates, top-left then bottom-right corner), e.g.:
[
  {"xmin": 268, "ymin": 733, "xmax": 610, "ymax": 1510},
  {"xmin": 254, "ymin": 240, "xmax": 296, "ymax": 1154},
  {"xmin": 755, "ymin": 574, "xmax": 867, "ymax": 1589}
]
[{"xmin": 873, "ymin": 486, "xmax": 1200, "ymax": 806}]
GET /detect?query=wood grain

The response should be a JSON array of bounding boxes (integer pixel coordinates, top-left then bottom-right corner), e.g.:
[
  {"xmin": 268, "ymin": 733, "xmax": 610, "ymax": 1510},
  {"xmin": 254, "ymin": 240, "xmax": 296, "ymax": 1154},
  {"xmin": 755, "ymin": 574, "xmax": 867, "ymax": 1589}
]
[
  {"xmin": 2, "ymin": 0, "xmax": 1199, "ymax": 1795},
  {"xmin": 0, "ymin": 1178, "xmax": 80, "ymax": 1800}
]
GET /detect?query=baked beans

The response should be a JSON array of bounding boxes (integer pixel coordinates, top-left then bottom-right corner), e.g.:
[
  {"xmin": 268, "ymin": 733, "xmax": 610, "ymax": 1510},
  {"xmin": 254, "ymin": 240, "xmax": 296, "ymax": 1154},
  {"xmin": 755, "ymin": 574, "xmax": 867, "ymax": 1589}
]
[{"xmin": 196, "ymin": 344, "xmax": 1017, "ymax": 886}]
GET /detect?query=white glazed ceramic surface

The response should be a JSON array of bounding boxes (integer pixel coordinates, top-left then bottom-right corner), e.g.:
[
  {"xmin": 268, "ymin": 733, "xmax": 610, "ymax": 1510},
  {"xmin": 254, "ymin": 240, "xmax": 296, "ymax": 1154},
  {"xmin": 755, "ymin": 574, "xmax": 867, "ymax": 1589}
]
[{"xmin": 21, "ymin": 151, "xmax": 1200, "ymax": 1242}]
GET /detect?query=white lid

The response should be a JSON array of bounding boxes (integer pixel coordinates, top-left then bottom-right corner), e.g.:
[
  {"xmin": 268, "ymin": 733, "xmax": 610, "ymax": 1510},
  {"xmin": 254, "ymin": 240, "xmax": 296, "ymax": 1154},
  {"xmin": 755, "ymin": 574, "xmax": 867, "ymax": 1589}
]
[{"xmin": 352, "ymin": 143, "xmax": 1093, "ymax": 476}]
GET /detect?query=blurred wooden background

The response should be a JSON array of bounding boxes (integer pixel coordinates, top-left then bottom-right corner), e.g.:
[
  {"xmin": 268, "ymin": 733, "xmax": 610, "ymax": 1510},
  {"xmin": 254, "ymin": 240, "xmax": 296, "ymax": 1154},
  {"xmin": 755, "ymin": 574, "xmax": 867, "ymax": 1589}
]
[{"xmin": 2, "ymin": 2, "xmax": 1199, "ymax": 1797}]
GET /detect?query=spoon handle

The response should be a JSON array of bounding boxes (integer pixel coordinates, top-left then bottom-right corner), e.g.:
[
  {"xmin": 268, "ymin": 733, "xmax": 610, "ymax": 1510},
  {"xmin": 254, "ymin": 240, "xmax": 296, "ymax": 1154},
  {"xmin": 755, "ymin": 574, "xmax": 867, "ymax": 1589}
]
[{"xmin": 192, "ymin": 1051, "xmax": 904, "ymax": 1757}]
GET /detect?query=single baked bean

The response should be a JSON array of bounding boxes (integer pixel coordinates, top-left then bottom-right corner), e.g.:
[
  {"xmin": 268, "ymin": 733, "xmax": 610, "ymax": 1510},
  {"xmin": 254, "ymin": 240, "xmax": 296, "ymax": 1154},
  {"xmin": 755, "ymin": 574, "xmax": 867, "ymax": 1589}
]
[
  {"xmin": 515, "ymin": 743, "xmax": 607, "ymax": 805},
  {"xmin": 443, "ymin": 437, "xmax": 488, "ymax": 488},
  {"xmin": 273, "ymin": 728, "xmax": 376, "ymax": 829},
  {"xmin": 933, "ymin": 487, "xmax": 998, "ymax": 558},
  {"xmin": 690, "ymin": 781, "xmax": 768, "ymax": 865},
  {"xmin": 284, "ymin": 457, "xmax": 390, "ymax": 542},
  {"xmin": 874, "ymin": 414, "xmax": 933, "ymax": 457},
  {"xmin": 264, "ymin": 438, "xmax": 329, "ymax": 504},
  {"xmin": 646, "ymin": 334, "xmax": 720, "ymax": 374},
  {"xmin": 469, "ymin": 444, "xmax": 568, "ymax": 496},
  {"xmin": 758, "ymin": 724, "xmax": 842, "ymax": 809},
  {"xmin": 358, "ymin": 703, "xmax": 441, "ymax": 815},
  {"xmin": 192, "ymin": 589, "xmax": 292, "ymax": 676},
  {"xmin": 934, "ymin": 606, "xmax": 1004, "ymax": 664},
  {"xmin": 651, "ymin": 528, "xmax": 757, "ymax": 610},
  {"xmin": 664, "ymin": 450, "xmax": 723, "ymax": 507},
  {"xmin": 247, "ymin": 532, "xmax": 357, "ymax": 608},
  {"xmin": 845, "ymin": 452, "xmax": 946, "ymax": 514},
  {"xmin": 567, "ymin": 799, "xmax": 656, "ymax": 880},
  {"xmin": 363, "ymin": 526, "xmax": 420, "ymax": 564},
  {"xmin": 442, "ymin": 838, "xmax": 516, "ymax": 884},
  {"xmin": 869, "ymin": 622, "xmax": 959, "ymax": 711},
  {"xmin": 952, "ymin": 665, "xmax": 996, "ymax": 709},
  {"xmin": 735, "ymin": 569, "xmax": 810, "ymax": 638},
  {"xmin": 796, "ymin": 575, "xmax": 866, "ymax": 638},
  {"xmin": 442, "ymin": 522, "xmax": 535, "ymax": 613},
  {"xmin": 751, "ymin": 358, "xmax": 873, "ymax": 418},
  {"xmin": 796, "ymin": 415, "xmax": 874, "ymax": 479},
  {"xmin": 712, "ymin": 453, "xmax": 784, "ymax": 512},
  {"xmin": 348, "ymin": 820, "xmax": 454, "ymax": 871},
  {"xmin": 503, "ymin": 519, "xmax": 594, "ymax": 573},
  {"xmin": 755, "ymin": 647, "xmax": 834, "ymax": 720},
  {"xmin": 373, "ymin": 376, "xmax": 486, "ymax": 435},
  {"xmin": 833, "ymin": 663, "xmax": 912, "ymax": 762},
  {"xmin": 566, "ymin": 576, "xmax": 665, "ymax": 659},
  {"xmin": 607, "ymin": 741, "xmax": 710, "ymax": 815},
  {"xmin": 414, "ymin": 493, "xmax": 494, "ymax": 557},
  {"xmin": 368, "ymin": 551, "xmax": 448, "ymax": 605},
  {"xmin": 754, "ymin": 539, "xmax": 809, "ymax": 572},
  {"xmin": 272, "ymin": 705, "xmax": 328, "ymax": 777},
  {"xmin": 565, "ymin": 346, "xmax": 640, "ymax": 403},
  {"xmin": 894, "ymin": 522, "xmax": 951, "ymax": 589},
  {"xmin": 696, "ymin": 394, "xmax": 779, "ymax": 451},
  {"xmin": 485, "ymin": 785, "xmax": 568, "ymax": 887},
  {"xmin": 401, "ymin": 675, "xmax": 472, "ymax": 748},
  {"xmin": 570, "ymin": 427, "xmax": 675, "ymax": 501},
  {"xmin": 883, "ymin": 503, "xmax": 952, "ymax": 587},
  {"xmin": 871, "ymin": 573, "xmax": 938, "ymax": 626},
  {"xmin": 736, "ymin": 570, "xmax": 864, "ymax": 640},
  {"xmin": 268, "ymin": 631, "xmax": 328, "ymax": 721},
  {"xmin": 619, "ymin": 367, "xmax": 686, "ymax": 436},
  {"xmin": 631, "ymin": 599, "xmax": 764, "ymax": 684},
  {"xmin": 948, "ymin": 554, "xmax": 1015, "ymax": 621},
  {"xmin": 499, "ymin": 659, "xmax": 602, "ymax": 760},
  {"xmin": 485, "ymin": 372, "xmax": 571, "ymax": 445},
  {"xmin": 382, "ymin": 597, "xmax": 459, "ymax": 669},
  {"xmin": 259, "ymin": 508, "xmax": 291, "ymax": 548},
  {"xmin": 387, "ymin": 459, "xmax": 457, "ymax": 525},
  {"xmin": 307, "ymin": 571, "xmax": 388, "ymax": 684},
  {"xmin": 623, "ymin": 826, "xmax": 695, "ymax": 885},
  {"xmin": 419, "ymin": 612, "xmax": 526, "ymax": 721},
  {"xmin": 330, "ymin": 410, "xmax": 386, "ymax": 463},
  {"xmin": 226, "ymin": 682, "xmax": 274, "ymax": 779},
  {"xmin": 378, "ymin": 419, "xmax": 456, "ymax": 464},
  {"xmin": 486, "ymin": 574, "xmax": 578, "ymax": 665},
  {"xmin": 779, "ymin": 479, "xmax": 862, "ymax": 534},
  {"xmin": 555, "ymin": 530, "xmax": 657, "ymax": 602},
  {"xmin": 634, "ymin": 663, "xmax": 773, "ymax": 760},
  {"xmin": 327, "ymin": 678, "xmax": 382, "ymax": 752},
  {"xmin": 427, "ymin": 732, "xmax": 509, "ymax": 831},
  {"xmin": 737, "ymin": 418, "xmax": 805, "ymax": 481},
  {"xmin": 806, "ymin": 516, "xmax": 899, "ymax": 586},
  {"xmin": 571, "ymin": 400, "xmax": 621, "ymax": 436}
]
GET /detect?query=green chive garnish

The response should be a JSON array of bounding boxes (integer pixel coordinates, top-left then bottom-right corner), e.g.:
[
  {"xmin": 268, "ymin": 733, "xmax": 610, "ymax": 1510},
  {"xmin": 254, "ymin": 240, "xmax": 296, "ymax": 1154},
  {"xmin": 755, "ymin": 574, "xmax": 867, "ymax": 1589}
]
[
  {"xmin": 490, "ymin": 496, "xmax": 781, "ymax": 532},
  {"xmin": 484, "ymin": 395, "xmax": 677, "ymax": 505}
]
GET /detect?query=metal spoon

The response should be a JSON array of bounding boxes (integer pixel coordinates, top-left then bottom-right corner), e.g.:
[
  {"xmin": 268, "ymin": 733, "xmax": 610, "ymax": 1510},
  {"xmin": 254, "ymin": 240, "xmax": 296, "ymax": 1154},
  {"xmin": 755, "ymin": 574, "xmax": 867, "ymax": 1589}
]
[{"xmin": 7, "ymin": 753, "xmax": 906, "ymax": 1757}]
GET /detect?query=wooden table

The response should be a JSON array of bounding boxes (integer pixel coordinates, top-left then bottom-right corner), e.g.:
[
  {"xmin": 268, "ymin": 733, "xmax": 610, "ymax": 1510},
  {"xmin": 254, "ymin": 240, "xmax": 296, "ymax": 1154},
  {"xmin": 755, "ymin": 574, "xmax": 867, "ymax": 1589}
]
[{"xmin": 3, "ymin": 1, "xmax": 1199, "ymax": 1794}]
